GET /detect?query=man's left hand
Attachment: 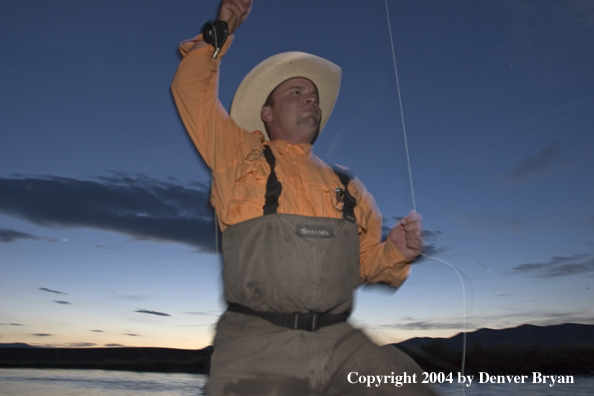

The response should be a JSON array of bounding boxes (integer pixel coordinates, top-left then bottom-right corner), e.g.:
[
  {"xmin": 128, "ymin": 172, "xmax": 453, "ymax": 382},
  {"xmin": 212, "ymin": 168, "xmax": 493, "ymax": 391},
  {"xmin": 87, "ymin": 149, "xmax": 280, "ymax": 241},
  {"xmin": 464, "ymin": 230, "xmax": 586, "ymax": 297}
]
[{"xmin": 389, "ymin": 211, "xmax": 424, "ymax": 262}]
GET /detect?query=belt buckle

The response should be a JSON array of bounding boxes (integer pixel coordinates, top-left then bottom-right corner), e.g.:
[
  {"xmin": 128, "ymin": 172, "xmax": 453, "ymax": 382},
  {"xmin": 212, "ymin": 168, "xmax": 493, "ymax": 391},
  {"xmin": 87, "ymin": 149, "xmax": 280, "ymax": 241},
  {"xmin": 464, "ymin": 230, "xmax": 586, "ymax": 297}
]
[{"xmin": 293, "ymin": 312, "xmax": 320, "ymax": 331}]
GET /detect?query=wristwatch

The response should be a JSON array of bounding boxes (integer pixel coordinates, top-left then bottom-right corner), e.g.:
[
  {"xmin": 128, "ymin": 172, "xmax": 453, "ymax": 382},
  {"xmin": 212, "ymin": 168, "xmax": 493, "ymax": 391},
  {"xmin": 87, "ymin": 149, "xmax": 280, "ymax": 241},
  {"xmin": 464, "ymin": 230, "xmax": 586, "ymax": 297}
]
[{"xmin": 202, "ymin": 19, "xmax": 229, "ymax": 58}]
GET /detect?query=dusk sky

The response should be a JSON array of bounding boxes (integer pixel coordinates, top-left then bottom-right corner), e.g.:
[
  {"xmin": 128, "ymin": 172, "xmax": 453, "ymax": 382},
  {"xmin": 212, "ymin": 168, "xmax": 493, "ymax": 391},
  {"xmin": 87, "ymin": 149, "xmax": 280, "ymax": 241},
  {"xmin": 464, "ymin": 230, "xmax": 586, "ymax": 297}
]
[{"xmin": 1, "ymin": 0, "xmax": 593, "ymax": 350}]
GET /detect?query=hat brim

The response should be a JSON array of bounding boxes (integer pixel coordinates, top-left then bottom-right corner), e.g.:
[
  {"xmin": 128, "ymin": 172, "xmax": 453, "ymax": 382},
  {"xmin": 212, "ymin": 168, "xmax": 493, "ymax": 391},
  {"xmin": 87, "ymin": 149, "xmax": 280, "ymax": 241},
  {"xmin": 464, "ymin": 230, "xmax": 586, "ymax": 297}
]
[{"xmin": 230, "ymin": 52, "xmax": 341, "ymax": 141}]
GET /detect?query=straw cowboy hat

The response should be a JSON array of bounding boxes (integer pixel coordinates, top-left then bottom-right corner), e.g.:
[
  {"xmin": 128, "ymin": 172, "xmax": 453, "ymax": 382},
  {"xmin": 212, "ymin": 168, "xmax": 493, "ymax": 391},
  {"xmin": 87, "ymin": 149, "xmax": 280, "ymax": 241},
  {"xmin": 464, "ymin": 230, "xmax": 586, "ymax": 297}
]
[{"xmin": 230, "ymin": 51, "xmax": 342, "ymax": 140}]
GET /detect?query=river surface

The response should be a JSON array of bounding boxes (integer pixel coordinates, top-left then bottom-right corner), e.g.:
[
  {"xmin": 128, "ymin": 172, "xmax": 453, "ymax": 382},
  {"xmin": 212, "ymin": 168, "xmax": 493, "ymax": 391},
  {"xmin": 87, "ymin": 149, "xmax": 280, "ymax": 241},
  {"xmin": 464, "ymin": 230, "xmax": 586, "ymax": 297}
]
[
  {"xmin": 0, "ymin": 369, "xmax": 206, "ymax": 396},
  {"xmin": 1, "ymin": 368, "xmax": 592, "ymax": 395}
]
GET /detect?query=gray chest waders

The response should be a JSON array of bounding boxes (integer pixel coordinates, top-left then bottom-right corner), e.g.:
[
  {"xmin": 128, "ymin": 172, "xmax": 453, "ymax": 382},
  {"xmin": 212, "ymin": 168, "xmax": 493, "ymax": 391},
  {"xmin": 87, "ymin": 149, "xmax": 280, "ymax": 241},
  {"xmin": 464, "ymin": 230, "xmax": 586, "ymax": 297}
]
[{"xmin": 222, "ymin": 145, "xmax": 360, "ymax": 331}]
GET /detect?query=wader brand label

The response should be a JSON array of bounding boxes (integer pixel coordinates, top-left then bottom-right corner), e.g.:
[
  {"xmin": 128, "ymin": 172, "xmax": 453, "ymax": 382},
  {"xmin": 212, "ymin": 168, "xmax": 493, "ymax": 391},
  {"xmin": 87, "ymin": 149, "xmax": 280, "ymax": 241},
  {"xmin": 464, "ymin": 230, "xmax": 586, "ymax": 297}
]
[{"xmin": 296, "ymin": 224, "xmax": 335, "ymax": 239}]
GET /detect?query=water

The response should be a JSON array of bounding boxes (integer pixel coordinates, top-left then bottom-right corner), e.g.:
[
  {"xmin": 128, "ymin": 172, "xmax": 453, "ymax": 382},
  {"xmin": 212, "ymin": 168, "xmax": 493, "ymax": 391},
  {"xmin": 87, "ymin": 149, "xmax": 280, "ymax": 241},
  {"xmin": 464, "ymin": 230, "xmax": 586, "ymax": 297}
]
[
  {"xmin": 0, "ymin": 369, "xmax": 207, "ymax": 396},
  {"xmin": 1, "ymin": 369, "xmax": 592, "ymax": 395}
]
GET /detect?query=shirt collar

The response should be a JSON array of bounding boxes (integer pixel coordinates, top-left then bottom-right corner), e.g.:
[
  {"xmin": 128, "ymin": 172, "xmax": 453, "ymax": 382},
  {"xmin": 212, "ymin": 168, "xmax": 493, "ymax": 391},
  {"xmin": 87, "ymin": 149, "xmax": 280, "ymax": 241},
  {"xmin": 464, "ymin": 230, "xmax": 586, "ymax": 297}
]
[{"xmin": 270, "ymin": 140, "xmax": 313, "ymax": 157}]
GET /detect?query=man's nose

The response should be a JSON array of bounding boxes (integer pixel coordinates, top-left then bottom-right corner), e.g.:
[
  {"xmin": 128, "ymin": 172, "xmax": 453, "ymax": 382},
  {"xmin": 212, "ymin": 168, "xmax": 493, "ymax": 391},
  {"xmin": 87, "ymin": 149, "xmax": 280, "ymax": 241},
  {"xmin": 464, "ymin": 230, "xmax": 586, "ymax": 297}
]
[{"xmin": 304, "ymin": 93, "xmax": 318, "ymax": 105}]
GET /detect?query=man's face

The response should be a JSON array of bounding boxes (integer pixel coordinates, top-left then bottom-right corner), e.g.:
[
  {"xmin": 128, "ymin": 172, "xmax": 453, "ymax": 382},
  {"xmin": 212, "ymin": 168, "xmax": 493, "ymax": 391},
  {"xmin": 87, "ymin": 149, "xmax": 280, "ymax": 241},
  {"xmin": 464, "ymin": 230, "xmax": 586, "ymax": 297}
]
[{"xmin": 261, "ymin": 77, "xmax": 321, "ymax": 144}]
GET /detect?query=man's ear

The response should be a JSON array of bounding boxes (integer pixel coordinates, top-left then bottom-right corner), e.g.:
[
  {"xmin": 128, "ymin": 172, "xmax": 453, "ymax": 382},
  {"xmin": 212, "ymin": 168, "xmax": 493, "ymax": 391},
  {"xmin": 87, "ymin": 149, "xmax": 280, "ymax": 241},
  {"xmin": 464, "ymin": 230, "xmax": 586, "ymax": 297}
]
[{"xmin": 260, "ymin": 105, "xmax": 273, "ymax": 123}]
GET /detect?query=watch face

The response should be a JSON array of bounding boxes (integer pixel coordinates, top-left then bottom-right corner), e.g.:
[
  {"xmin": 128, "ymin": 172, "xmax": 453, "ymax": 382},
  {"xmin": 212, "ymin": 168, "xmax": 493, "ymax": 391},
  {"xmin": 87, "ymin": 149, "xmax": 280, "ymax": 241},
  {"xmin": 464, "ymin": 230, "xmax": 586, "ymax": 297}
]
[
  {"xmin": 203, "ymin": 20, "xmax": 228, "ymax": 48},
  {"xmin": 203, "ymin": 22, "xmax": 216, "ymax": 45}
]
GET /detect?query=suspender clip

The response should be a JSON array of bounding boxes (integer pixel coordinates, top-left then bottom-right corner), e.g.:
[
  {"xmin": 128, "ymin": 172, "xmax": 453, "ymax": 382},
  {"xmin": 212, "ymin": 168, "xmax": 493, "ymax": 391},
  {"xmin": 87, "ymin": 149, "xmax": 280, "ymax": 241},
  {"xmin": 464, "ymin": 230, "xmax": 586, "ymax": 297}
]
[{"xmin": 335, "ymin": 187, "xmax": 344, "ymax": 211}]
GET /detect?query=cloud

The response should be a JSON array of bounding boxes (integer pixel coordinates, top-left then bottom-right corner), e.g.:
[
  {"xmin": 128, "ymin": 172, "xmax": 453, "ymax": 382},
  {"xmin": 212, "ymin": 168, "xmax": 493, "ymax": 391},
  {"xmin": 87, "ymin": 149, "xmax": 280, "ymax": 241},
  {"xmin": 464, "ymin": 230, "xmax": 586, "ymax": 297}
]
[
  {"xmin": 382, "ymin": 217, "xmax": 444, "ymax": 240},
  {"xmin": 507, "ymin": 143, "xmax": 566, "ymax": 183},
  {"xmin": 0, "ymin": 323, "xmax": 25, "ymax": 326},
  {"xmin": 105, "ymin": 343, "xmax": 125, "ymax": 347},
  {"xmin": 0, "ymin": 228, "xmax": 54, "ymax": 243},
  {"xmin": 0, "ymin": 174, "xmax": 216, "ymax": 252},
  {"xmin": 135, "ymin": 309, "xmax": 170, "ymax": 317},
  {"xmin": 39, "ymin": 287, "xmax": 67, "ymax": 295},
  {"xmin": 423, "ymin": 230, "xmax": 444, "ymax": 241},
  {"xmin": 33, "ymin": 333, "xmax": 52, "ymax": 337},
  {"xmin": 95, "ymin": 244, "xmax": 122, "ymax": 250},
  {"xmin": 54, "ymin": 300, "xmax": 72, "ymax": 305},
  {"xmin": 378, "ymin": 320, "xmax": 467, "ymax": 331},
  {"xmin": 513, "ymin": 253, "xmax": 594, "ymax": 278},
  {"xmin": 67, "ymin": 342, "xmax": 97, "ymax": 348},
  {"xmin": 126, "ymin": 334, "xmax": 140, "ymax": 337},
  {"xmin": 183, "ymin": 311, "xmax": 217, "ymax": 316}
]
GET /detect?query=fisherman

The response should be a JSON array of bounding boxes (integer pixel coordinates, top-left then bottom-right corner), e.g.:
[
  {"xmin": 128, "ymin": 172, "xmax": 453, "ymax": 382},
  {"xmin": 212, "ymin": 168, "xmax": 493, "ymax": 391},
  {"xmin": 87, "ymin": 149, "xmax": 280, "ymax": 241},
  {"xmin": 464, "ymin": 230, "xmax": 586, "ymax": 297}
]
[{"xmin": 171, "ymin": 0, "xmax": 438, "ymax": 394}]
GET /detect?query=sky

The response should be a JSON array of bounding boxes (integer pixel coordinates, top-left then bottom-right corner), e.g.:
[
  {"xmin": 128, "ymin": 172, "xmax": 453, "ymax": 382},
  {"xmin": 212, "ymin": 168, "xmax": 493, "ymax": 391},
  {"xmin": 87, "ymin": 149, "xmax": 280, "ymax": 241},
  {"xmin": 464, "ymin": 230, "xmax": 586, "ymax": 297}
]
[{"xmin": 1, "ymin": 0, "xmax": 593, "ymax": 350}]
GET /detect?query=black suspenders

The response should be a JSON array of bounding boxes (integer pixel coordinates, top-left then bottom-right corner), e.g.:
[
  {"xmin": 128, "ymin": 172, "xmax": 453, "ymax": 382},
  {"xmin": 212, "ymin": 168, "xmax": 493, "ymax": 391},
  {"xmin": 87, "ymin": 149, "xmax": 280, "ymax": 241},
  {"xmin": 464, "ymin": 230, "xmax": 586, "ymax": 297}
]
[
  {"xmin": 262, "ymin": 145, "xmax": 282, "ymax": 216},
  {"xmin": 262, "ymin": 145, "xmax": 356, "ymax": 221}
]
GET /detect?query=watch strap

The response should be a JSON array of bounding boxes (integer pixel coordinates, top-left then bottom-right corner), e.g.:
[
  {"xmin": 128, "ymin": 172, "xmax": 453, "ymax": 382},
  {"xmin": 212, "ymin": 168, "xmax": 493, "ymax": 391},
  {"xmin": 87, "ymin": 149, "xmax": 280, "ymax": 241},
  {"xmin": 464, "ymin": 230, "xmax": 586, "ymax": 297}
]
[{"xmin": 203, "ymin": 19, "xmax": 229, "ymax": 53}]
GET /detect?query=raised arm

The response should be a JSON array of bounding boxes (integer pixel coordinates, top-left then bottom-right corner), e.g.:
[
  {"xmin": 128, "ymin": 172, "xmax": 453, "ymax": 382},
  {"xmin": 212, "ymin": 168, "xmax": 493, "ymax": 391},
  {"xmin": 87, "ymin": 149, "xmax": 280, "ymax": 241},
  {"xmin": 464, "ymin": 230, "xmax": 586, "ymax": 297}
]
[{"xmin": 170, "ymin": 0, "xmax": 254, "ymax": 170}]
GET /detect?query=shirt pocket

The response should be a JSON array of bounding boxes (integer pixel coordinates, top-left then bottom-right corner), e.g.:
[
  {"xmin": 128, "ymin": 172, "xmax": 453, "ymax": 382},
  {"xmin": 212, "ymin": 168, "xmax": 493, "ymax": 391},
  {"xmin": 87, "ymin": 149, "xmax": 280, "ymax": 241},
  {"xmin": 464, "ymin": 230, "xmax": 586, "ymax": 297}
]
[
  {"xmin": 327, "ymin": 179, "xmax": 369, "ymax": 233},
  {"xmin": 312, "ymin": 183, "xmax": 342, "ymax": 219},
  {"xmin": 226, "ymin": 160, "xmax": 268, "ymax": 224}
]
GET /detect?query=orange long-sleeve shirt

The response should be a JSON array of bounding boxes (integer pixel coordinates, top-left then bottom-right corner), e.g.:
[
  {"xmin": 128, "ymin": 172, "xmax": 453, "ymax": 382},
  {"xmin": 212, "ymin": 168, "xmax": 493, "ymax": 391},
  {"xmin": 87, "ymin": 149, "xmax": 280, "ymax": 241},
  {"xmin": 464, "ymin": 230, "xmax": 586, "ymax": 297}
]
[{"xmin": 171, "ymin": 35, "xmax": 411, "ymax": 287}]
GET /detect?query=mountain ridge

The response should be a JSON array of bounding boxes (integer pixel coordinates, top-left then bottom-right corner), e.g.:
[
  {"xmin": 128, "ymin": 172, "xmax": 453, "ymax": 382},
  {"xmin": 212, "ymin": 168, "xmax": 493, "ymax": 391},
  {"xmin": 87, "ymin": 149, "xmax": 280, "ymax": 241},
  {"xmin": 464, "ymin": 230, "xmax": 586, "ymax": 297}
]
[
  {"xmin": 2, "ymin": 323, "xmax": 593, "ymax": 375},
  {"xmin": 395, "ymin": 322, "xmax": 594, "ymax": 351}
]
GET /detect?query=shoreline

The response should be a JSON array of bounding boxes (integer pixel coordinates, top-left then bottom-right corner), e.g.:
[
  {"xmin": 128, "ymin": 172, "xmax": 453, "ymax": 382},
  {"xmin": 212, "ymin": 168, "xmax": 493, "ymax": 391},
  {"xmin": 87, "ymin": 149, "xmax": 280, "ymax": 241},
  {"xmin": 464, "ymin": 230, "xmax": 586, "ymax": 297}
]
[{"xmin": 0, "ymin": 346, "xmax": 212, "ymax": 375}]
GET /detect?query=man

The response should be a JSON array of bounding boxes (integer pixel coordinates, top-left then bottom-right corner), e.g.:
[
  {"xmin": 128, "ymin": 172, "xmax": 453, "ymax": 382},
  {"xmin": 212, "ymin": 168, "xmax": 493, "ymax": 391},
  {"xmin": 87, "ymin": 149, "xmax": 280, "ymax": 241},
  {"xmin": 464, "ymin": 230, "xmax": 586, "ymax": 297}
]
[{"xmin": 171, "ymin": 1, "xmax": 438, "ymax": 394}]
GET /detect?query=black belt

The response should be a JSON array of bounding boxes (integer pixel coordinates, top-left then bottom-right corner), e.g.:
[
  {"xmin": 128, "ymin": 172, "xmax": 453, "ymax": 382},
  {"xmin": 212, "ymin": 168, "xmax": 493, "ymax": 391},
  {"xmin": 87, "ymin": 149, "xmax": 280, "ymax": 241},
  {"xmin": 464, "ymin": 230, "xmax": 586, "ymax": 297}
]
[{"xmin": 226, "ymin": 302, "xmax": 350, "ymax": 331}]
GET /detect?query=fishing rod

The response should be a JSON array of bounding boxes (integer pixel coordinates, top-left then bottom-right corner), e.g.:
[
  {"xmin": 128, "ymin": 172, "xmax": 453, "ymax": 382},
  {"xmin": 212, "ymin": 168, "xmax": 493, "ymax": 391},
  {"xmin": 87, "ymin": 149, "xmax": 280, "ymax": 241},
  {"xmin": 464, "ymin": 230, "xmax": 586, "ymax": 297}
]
[{"xmin": 383, "ymin": 0, "xmax": 469, "ymax": 391}]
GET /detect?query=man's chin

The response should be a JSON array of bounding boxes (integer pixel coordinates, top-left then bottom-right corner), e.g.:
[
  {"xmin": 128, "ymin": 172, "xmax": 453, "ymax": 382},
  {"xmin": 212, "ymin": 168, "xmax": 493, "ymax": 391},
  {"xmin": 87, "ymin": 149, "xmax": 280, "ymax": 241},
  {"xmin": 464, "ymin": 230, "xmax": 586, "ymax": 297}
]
[{"xmin": 297, "ymin": 116, "xmax": 320, "ymax": 130}]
